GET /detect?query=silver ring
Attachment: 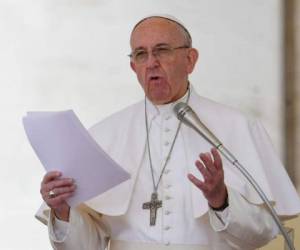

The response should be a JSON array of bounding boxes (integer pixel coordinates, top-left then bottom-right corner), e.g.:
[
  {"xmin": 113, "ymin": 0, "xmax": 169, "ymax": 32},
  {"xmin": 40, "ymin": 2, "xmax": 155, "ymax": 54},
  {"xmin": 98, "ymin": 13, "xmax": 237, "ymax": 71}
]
[{"xmin": 48, "ymin": 190, "xmax": 56, "ymax": 199}]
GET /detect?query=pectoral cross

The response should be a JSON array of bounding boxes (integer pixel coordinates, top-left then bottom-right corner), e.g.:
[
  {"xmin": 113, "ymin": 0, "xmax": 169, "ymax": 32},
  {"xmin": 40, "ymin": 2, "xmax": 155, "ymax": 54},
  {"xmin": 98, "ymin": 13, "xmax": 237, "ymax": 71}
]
[{"xmin": 142, "ymin": 192, "xmax": 162, "ymax": 226}]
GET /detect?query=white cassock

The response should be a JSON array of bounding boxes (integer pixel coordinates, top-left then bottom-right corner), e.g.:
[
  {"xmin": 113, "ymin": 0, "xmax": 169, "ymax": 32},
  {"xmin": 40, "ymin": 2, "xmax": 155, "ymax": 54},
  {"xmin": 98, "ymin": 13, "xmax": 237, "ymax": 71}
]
[{"xmin": 35, "ymin": 86, "xmax": 300, "ymax": 250}]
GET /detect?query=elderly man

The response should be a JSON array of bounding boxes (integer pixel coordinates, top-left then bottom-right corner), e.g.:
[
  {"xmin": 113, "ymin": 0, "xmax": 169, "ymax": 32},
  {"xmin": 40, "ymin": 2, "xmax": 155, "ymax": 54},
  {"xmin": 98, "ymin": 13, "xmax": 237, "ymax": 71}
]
[{"xmin": 37, "ymin": 15, "xmax": 300, "ymax": 250}]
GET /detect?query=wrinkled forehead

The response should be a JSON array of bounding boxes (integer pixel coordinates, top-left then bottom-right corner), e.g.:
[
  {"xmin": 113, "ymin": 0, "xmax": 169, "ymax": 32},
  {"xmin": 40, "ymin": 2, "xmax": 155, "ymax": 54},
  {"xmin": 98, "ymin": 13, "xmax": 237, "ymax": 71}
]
[{"xmin": 130, "ymin": 16, "xmax": 192, "ymax": 49}]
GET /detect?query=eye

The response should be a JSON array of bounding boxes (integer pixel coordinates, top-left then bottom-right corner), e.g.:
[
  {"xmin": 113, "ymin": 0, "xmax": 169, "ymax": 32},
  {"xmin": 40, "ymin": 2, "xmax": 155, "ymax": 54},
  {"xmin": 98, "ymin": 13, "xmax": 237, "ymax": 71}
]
[
  {"xmin": 156, "ymin": 47, "xmax": 171, "ymax": 54},
  {"xmin": 134, "ymin": 50, "xmax": 148, "ymax": 60},
  {"xmin": 154, "ymin": 47, "xmax": 172, "ymax": 57}
]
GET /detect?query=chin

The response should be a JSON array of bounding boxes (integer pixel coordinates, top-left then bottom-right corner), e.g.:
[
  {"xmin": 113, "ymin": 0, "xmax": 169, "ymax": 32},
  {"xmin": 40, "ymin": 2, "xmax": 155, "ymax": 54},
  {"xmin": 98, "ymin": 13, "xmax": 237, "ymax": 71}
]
[
  {"xmin": 147, "ymin": 89, "xmax": 172, "ymax": 104},
  {"xmin": 149, "ymin": 96, "xmax": 171, "ymax": 105}
]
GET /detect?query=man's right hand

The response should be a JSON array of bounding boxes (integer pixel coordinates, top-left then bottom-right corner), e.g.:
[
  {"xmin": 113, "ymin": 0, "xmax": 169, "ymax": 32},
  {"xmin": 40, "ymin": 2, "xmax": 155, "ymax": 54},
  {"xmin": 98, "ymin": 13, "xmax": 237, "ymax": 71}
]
[{"xmin": 40, "ymin": 171, "xmax": 76, "ymax": 222}]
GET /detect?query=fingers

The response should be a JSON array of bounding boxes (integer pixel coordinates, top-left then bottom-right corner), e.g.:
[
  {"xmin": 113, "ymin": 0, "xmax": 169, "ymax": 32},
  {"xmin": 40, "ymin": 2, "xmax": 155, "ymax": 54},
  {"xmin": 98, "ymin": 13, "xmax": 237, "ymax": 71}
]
[
  {"xmin": 187, "ymin": 174, "xmax": 208, "ymax": 193},
  {"xmin": 47, "ymin": 192, "xmax": 74, "ymax": 209},
  {"xmin": 44, "ymin": 178, "xmax": 75, "ymax": 193},
  {"xmin": 198, "ymin": 148, "xmax": 223, "ymax": 175},
  {"xmin": 40, "ymin": 171, "xmax": 76, "ymax": 209},
  {"xmin": 199, "ymin": 152, "xmax": 217, "ymax": 176},
  {"xmin": 50, "ymin": 184, "xmax": 76, "ymax": 197},
  {"xmin": 40, "ymin": 174, "xmax": 74, "ymax": 197},
  {"xmin": 195, "ymin": 159, "xmax": 212, "ymax": 181},
  {"xmin": 188, "ymin": 148, "xmax": 226, "ymax": 207},
  {"xmin": 42, "ymin": 171, "xmax": 62, "ymax": 184},
  {"xmin": 211, "ymin": 148, "xmax": 223, "ymax": 170}
]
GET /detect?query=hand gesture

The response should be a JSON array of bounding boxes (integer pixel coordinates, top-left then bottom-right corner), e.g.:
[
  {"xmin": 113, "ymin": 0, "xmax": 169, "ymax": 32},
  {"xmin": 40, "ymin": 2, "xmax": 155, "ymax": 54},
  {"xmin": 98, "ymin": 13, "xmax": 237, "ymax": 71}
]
[{"xmin": 188, "ymin": 148, "xmax": 227, "ymax": 209}]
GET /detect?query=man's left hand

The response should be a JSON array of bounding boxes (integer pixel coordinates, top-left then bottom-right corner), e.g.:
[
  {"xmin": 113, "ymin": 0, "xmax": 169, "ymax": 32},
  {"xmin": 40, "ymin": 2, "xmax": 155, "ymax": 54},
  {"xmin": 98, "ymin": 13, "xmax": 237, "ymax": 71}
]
[{"xmin": 188, "ymin": 148, "xmax": 227, "ymax": 209}]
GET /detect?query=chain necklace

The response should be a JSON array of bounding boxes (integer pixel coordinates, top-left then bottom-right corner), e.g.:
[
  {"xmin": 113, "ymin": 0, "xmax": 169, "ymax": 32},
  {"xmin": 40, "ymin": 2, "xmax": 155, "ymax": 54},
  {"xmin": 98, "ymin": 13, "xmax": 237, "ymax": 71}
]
[{"xmin": 142, "ymin": 85, "xmax": 190, "ymax": 226}]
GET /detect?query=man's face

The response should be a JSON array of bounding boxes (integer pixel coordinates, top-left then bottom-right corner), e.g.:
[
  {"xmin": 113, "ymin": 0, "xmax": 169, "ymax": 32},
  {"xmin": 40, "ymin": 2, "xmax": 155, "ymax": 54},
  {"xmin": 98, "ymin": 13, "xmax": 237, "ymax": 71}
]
[{"xmin": 130, "ymin": 18, "xmax": 198, "ymax": 105}]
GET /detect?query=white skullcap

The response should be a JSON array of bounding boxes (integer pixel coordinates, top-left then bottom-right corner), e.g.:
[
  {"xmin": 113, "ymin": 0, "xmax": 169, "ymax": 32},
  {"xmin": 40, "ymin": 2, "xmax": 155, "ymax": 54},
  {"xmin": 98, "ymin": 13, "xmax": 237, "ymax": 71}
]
[{"xmin": 131, "ymin": 14, "xmax": 192, "ymax": 46}]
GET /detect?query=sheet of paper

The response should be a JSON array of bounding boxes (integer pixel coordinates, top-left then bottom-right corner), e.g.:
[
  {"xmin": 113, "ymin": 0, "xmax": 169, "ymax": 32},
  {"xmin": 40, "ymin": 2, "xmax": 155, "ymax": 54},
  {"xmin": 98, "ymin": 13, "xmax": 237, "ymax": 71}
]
[{"xmin": 23, "ymin": 110, "xmax": 130, "ymax": 207}]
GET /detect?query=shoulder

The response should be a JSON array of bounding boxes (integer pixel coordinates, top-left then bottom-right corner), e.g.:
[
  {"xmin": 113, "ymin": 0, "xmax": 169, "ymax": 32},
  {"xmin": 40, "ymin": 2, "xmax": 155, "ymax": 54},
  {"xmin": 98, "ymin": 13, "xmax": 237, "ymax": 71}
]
[
  {"xmin": 189, "ymin": 91, "xmax": 260, "ymax": 145},
  {"xmin": 191, "ymin": 93, "xmax": 251, "ymax": 124},
  {"xmin": 88, "ymin": 100, "xmax": 144, "ymax": 140}
]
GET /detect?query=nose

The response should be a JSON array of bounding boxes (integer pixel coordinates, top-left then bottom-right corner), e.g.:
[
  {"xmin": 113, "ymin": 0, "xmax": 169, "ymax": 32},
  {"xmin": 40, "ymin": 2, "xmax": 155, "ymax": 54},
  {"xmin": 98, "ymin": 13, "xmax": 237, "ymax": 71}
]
[{"xmin": 145, "ymin": 52, "xmax": 160, "ymax": 69}]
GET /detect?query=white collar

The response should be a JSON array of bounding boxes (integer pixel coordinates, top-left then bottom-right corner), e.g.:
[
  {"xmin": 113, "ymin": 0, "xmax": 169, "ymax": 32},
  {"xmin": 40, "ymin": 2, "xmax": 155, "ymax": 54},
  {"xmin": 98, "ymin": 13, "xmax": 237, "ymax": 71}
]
[{"xmin": 145, "ymin": 87, "xmax": 190, "ymax": 121}]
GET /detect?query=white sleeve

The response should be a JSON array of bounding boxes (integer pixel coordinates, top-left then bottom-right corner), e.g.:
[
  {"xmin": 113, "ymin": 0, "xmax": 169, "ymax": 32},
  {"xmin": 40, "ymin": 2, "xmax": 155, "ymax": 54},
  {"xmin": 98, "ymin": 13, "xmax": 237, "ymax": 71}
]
[
  {"xmin": 48, "ymin": 206, "xmax": 110, "ymax": 250},
  {"xmin": 209, "ymin": 187, "xmax": 279, "ymax": 249},
  {"xmin": 52, "ymin": 218, "xmax": 69, "ymax": 242}
]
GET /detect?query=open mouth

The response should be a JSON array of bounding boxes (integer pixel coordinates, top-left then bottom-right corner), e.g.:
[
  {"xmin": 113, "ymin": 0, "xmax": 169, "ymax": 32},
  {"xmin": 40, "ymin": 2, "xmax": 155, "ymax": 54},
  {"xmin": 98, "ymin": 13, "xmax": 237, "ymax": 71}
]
[{"xmin": 149, "ymin": 76, "xmax": 162, "ymax": 81}]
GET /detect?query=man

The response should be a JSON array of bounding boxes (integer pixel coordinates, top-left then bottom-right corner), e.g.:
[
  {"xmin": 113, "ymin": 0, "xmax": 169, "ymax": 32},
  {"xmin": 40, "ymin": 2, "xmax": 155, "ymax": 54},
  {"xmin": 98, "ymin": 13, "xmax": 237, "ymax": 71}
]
[{"xmin": 37, "ymin": 15, "xmax": 300, "ymax": 250}]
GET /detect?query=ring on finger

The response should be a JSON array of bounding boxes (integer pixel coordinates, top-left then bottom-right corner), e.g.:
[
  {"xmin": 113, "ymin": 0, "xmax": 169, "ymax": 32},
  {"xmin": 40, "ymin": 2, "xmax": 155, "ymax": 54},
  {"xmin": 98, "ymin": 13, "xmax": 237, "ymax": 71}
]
[{"xmin": 48, "ymin": 190, "xmax": 56, "ymax": 199}]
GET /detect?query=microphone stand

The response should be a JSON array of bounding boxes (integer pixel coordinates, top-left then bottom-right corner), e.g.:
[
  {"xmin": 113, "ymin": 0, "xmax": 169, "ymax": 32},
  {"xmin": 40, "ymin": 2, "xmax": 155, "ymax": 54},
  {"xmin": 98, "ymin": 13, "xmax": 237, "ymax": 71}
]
[
  {"xmin": 218, "ymin": 146, "xmax": 295, "ymax": 250},
  {"xmin": 174, "ymin": 103, "xmax": 295, "ymax": 250}
]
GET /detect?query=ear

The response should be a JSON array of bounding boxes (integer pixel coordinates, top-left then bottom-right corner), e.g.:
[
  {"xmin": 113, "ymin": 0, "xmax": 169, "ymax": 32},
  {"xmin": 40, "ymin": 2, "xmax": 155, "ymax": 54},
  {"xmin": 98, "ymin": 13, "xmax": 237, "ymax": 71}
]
[
  {"xmin": 186, "ymin": 48, "xmax": 199, "ymax": 74},
  {"xmin": 130, "ymin": 61, "xmax": 136, "ymax": 73}
]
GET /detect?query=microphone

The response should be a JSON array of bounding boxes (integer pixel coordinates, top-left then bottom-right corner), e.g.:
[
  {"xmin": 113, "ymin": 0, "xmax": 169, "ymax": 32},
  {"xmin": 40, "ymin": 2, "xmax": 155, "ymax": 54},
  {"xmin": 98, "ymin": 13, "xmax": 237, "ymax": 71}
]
[
  {"xmin": 173, "ymin": 102, "xmax": 295, "ymax": 250},
  {"xmin": 173, "ymin": 102, "xmax": 222, "ymax": 148},
  {"xmin": 173, "ymin": 102, "xmax": 237, "ymax": 165}
]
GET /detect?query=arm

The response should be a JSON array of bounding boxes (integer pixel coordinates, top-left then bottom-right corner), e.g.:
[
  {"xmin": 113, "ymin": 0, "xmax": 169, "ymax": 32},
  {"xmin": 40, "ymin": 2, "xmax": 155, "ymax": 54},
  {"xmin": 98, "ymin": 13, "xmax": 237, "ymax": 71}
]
[
  {"xmin": 208, "ymin": 187, "xmax": 278, "ymax": 249},
  {"xmin": 40, "ymin": 171, "xmax": 109, "ymax": 250},
  {"xmin": 48, "ymin": 205, "xmax": 109, "ymax": 250},
  {"xmin": 188, "ymin": 148, "xmax": 278, "ymax": 249}
]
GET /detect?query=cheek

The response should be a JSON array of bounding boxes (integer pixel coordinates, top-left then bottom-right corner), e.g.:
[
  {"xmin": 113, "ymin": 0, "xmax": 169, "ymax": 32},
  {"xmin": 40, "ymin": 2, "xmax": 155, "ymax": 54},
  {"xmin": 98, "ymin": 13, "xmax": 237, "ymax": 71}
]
[
  {"xmin": 165, "ymin": 62, "xmax": 187, "ymax": 86},
  {"xmin": 135, "ymin": 68, "xmax": 146, "ymax": 87}
]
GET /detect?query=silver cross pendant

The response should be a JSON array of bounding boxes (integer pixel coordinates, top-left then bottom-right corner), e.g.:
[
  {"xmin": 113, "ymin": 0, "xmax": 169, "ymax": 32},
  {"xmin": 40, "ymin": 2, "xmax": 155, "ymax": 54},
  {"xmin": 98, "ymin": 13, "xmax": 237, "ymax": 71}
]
[{"xmin": 142, "ymin": 192, "xmax": 162, "ymax": 226}]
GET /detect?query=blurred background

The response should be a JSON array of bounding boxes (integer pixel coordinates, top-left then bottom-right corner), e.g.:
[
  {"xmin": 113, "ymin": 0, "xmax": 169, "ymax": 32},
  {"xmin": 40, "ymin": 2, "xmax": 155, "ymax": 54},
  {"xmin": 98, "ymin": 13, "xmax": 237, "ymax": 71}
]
[{"xmin": 0, "ymin": 0, "xmax": 299, "ymax": 249}]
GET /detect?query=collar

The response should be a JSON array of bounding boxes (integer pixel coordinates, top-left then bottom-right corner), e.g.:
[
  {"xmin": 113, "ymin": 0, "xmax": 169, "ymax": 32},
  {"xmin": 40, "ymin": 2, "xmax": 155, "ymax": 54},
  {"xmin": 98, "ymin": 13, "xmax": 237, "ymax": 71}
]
[{"xmin": 145, "ymin": 86, "xmax": 191, "ymax": 122}]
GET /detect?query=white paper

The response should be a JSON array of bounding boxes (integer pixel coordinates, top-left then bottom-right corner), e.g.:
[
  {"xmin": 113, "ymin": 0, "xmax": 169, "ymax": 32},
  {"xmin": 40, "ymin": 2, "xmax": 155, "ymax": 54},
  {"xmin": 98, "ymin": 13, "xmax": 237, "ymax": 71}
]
[{"xmin": 23, "ymin": 110, "xmax": 130, "ymax": 207}]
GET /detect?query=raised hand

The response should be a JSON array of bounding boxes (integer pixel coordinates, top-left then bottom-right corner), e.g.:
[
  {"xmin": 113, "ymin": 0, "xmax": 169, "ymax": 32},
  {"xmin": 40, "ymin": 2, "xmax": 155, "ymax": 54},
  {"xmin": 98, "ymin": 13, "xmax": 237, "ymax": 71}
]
[{"xmin": 188, "ymin": 148, "xmax": 228, "ymax": 209}]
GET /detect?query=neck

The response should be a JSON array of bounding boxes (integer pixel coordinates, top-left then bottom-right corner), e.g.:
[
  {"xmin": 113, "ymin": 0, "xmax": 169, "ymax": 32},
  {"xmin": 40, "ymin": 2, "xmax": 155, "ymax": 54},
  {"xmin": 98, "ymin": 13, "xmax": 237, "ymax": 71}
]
[{"xmin": 152, "ymin": 81, "xmax": 190, "ymax": 106}]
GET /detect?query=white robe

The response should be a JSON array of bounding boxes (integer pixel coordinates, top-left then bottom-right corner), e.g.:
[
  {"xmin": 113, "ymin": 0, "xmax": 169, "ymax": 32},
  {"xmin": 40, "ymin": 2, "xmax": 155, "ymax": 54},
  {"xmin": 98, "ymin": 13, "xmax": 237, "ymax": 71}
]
[{"xmin": 36, "ymin": 87, "xmax": 300, "ymax": 250}]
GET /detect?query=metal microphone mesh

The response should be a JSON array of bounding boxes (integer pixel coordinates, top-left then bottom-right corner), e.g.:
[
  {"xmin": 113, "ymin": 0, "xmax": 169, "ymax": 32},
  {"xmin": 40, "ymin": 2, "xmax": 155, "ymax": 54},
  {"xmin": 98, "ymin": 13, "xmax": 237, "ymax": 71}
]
[
  {"xmin": 173, "ymin": 102, "xmax": 190, "ymax": 121},
  {"xmin": 173, "ymin": 102, "xmax": 222, "ymax": 147}
]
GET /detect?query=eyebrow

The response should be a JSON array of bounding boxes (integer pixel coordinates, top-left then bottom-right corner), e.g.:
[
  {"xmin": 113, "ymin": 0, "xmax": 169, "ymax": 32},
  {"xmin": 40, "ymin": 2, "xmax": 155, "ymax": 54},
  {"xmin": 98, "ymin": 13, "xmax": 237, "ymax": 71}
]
[
  {"xmin": 154, "ymin": 43, "xmax": 171, "ymax": 47},
  {"xmin": 133, "ymin": 43, "xmax": 171, "ymax": 51}
]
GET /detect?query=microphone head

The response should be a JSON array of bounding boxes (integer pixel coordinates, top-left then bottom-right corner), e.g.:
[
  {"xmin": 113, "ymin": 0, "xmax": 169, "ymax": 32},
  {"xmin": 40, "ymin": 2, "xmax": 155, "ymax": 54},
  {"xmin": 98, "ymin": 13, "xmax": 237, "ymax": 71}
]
[
  {"xmin": 173, "ymin": 102, "xmax": 191, "ymax": 121},
  {"xmin": 173, "ymin": 102, "xmax": 222, "ymax": 147}
]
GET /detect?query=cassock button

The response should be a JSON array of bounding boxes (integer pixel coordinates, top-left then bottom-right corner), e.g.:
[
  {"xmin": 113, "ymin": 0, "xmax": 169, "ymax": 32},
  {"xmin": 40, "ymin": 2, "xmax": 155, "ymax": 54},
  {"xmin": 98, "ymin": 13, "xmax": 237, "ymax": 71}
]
[
  {"xmin": 164, "ymin": 210, "xmax": 171, "ymax": 215},
  {"xmin": 165, "ymin": 115, "xmax": 171, "ymax": 120},
  {"xmin": 165, "ymin": 195, "xmax": 172, "ymax": 200},
  {"xmin": 165, "ymin": 241, "xmax": 170, "ymax": 246},
  {"xmin": 164, "ymin": 127, "xmax": 171, "ymax": 132},
  {"xmin": 165, "ymin": 184, "xmax": 172, "ymax": 189},
  {"xmin": 164, "ymin": 226, "xmax": 171, "ymax": 231},
  {"xmin": 164, "ymin": 141, "xmax": 170, "ymax": 146},
  {"xmin": 164, "ymin": 169, "xmax": 171, "ymax": 174}
]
